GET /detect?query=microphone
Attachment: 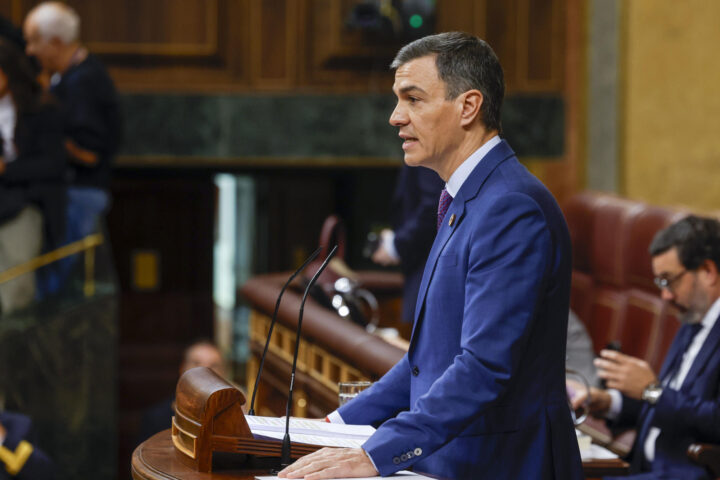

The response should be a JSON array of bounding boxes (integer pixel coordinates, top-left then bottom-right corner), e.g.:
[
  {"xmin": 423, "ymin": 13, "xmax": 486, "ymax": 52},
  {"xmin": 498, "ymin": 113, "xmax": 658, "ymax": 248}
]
[
  {"xmin": 247, "ymin": 246, "xmax": 322, "ymax": 416},
  {"xmin": 280, "ymin": 245, "xmax": 338, "ymax": 469}
]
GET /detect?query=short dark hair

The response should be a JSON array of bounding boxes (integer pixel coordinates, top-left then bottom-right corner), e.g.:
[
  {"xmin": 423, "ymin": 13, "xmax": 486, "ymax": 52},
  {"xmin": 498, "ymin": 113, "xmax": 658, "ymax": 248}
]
[
  {"xmin": 0, "ymin": 39, "xmax": 41, "ymax": 114},
  {"xmin": 649, "ymin": 215, "xmax": 720, "ymax": 270},
  {"xmin": 390, "ymin": 31, "xmax": 505, "ymax": 133}
]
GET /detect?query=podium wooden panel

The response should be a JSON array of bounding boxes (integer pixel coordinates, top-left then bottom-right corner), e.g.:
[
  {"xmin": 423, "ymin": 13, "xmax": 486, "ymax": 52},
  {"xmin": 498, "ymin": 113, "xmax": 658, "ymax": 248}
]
[{"xmin": 132, "ymin": 430, "xmax": 271, "ymax": 480}]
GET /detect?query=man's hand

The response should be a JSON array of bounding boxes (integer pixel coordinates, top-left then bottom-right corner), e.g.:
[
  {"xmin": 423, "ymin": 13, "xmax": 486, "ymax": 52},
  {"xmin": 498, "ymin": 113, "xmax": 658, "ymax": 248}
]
[
  {"xmin": 567, "ymin": 380, "xmax": 612, "ymax": 417},
  {"xmin": 65, "ymin": 139, "xmax": 98, "ymax": 166},
  {"xmin": 371, "ymin": 245, "xmax": 400, "ymax": 266},
  {"xmin": 278, "ymin": 447, "xmax": 378, "ymax": 479},
  {"xmin": 594, "ymin": 349, "xmax": 658, "ymax": 400},
  {"xmin": 371, "ymin": 229, "xmax": 400, "ymax": 267},
  {"xmin": 0, "ymin": 157, "xmax": 6, "ymax": 175}
]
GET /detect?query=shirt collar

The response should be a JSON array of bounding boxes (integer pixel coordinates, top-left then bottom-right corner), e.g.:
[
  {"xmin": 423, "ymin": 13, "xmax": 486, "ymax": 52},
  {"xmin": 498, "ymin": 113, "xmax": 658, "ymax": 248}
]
[{"xmin": 445, "ymin": 135, "xmax": 501, "ymax": 198}]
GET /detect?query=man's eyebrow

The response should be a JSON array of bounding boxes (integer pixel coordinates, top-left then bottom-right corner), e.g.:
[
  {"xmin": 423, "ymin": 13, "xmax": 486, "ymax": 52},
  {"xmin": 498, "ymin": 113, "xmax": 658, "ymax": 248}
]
[{"xmin": 397, "ymin": 85, "xmax": 427, "ymax": 95}]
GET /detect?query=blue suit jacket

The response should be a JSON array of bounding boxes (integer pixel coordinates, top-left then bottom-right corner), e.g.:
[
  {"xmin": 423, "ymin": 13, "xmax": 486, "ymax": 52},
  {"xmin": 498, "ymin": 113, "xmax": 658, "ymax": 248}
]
[
  {"xmin": 339, "ymin": 140, "xmax": 584, "ymax": 479},
  {"xmin": 614, "ymin": 315, "xmax": 720, "ymax": 480},
  {"xmin": 390, "ymin": 165, "xmax": 444, "ymax": 323}
]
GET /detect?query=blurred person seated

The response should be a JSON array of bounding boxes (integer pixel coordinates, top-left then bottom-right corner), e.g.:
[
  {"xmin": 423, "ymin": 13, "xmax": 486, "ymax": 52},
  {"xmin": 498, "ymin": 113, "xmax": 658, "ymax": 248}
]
[
  {"xmin": 0, "ymin": 411, "xmax": 54, "ymax": 480},
  {"xmin": 0, "ymin": 39, "xmax": 64, "ymax": 314},
  {"xmin": 23, "ymin": 2, "xmax": 120, "ymax": 296},
  {"xmin": 566, "ymin": 309, "xmax": 600, "ymax": 388},
  {"xmin": 137, "ymin": 340, "xmax": 228, "ymax": 443},
  {"xmin": 571, "ymin": 215, "xmax": 720, "ymax": 480}
]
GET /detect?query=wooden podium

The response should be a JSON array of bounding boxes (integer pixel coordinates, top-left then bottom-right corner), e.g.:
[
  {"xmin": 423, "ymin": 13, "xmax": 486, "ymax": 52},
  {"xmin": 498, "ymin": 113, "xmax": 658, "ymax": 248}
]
[
  {"xmin": 170, "ymin": 367, "xmax": 324, "ymax": 473},
  {"xmin": 133, "ymin": 366, "xmax": 629, "ymax": 479}
]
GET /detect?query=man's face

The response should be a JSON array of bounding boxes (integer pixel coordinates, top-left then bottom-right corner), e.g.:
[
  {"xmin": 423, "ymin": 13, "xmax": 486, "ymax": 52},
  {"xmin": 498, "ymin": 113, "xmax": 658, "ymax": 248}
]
[
  {"xmin": 23, "ymin": 18, "xmax": 61, "ymax": 72},
  {"xmin": 181, "ymin": 344, "xmax": 226, "ymax": 378},
  {"xmin": 652, "ymin": 247, "xmax": 711, "ymax": 323},
  {"xmin": 389, "ymin": 55, "xmax": 464, "ymax": 175}
]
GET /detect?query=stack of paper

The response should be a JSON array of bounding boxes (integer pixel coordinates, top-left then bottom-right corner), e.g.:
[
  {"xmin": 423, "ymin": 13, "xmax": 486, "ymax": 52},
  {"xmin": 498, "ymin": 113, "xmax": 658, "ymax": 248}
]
[{"xmin": 246, "ymin": 416, "xmax": 376, "ymax": 449}]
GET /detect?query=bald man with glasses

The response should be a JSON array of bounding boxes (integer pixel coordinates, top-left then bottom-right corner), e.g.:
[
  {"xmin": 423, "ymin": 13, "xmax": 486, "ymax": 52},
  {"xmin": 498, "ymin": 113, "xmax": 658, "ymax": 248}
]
[{"xmin": 572, "ymin": 215, "xmax": 720, "ymax": 480}]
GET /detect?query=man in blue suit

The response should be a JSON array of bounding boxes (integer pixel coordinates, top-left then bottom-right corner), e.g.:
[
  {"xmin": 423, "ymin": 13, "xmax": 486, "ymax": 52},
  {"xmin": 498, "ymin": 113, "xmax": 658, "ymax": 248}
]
[
  {"xmin": 572, "ymin": 216, "xmax": 720, "ymax": 480},
  {"xmin": 280, "ymin": 32, "xmax": 583, "ymax": 479}
]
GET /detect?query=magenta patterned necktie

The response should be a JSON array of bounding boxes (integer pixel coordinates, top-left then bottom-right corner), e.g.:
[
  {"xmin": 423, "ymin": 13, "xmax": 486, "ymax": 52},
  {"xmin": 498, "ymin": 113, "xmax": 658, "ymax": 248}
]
[{"xmin": 437, "ymin": 188, "xmax": 453, "ymax": 230}]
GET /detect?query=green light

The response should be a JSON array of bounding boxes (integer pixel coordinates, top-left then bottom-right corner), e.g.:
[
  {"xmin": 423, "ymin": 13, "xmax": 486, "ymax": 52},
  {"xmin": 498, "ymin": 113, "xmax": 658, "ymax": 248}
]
[{"xmin": 409, "ymin": 14, "xmax": 423, "ymax": 29}]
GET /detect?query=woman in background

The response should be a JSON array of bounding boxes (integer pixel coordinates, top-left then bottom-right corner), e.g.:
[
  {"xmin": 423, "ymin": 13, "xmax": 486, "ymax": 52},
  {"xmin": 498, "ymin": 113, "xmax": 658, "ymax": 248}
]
[{"xmin": 0, "ymin": 38, "xmax": 64, "ymax": 314}]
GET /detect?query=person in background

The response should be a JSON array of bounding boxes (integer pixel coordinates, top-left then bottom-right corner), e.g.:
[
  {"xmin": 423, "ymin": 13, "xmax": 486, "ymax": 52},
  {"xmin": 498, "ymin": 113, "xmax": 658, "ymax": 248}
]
[
  {"xmin": 566, "ymin": 310, "xmax": 600, "ymax": 387},
  {"xmin": 572, "ymin": 215, "xmax": 720, "ymax": 479},
  {"xmin": 0, "ymin": 39, "xmax": 64, "ymax": 314},
  {"xmin": 0, "ymin": 411, "xmax": 55, "ymax": 479},
  {"xmin": 137, "ymin": 340, "xmax": 227, "ymax": 443},
  {"xmin": 371, "ymin": 164, "xmax": 444, "ymax": 325},
  {"xmin": 23, "ymin": 2, "xmax": 120, "ymax": 295},
  {"xmin": 23, "ymin": 2, "xmax": 120, "ymax": 237}
]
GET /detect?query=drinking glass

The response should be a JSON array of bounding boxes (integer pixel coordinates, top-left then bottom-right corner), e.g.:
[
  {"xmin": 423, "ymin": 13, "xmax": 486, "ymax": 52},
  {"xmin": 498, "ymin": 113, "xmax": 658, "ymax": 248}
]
[{"xmin": 338, "ymin": 381, "xmax": 373, "ymax": 406}]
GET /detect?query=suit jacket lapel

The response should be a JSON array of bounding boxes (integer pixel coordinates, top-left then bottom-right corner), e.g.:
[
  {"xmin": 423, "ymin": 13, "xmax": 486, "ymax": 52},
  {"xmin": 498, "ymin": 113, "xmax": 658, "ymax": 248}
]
[
  {"xmin": 681, "ymin": 314, "xmax": 720, "ymax": 391},
  {"xmin": 658, "ymin": 325, "xmax": 690, "ymax": 381},
  {"xmin": 409, "ymin": 140, "xmax": 516, "ymax": 345}
]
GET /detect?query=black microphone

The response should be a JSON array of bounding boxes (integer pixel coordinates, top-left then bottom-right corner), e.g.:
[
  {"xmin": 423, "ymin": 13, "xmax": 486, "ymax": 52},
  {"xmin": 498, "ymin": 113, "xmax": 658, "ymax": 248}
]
[
  {"xmin": 280, "ymin": 245, "xmax": 338, "ymax": 469},
  {"xmin": 247, "ymin": 246, "xmax": 322, "ymax": 416}
]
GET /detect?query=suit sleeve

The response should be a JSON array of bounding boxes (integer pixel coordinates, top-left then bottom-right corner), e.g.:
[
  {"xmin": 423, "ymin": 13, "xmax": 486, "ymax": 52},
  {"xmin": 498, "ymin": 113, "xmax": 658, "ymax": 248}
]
[
  {"xmin": 337, "ymin": 354, "xmax": 411, "ymax": 428},
  {"xmin": 613, "ymin": 395, "xmax": 643, "ymax": 430},
  {"xmin": 392, "ymin": 168, "xmax": 443, "ymax": 270},
  {"xmin": 653, "ymin": 388, "xmax": 720, "ymax": 442},
  {"xmin": 362, "ymin": 193, "xmax": 553, "ymax": 475}
]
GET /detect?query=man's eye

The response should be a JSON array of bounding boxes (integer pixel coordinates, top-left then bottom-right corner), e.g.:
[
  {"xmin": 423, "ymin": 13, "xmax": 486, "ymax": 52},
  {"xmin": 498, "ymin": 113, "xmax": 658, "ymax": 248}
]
[{"xmin": 408, "ymin": 97, "xmax": 418, "ymax": 103}]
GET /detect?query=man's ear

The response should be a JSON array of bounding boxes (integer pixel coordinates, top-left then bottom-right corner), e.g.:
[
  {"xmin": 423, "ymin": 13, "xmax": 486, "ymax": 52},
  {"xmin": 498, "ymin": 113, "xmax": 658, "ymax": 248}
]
[
  {"xmin": 700, "ymin": 259, "xmax": 719, "ymax": 286},
  {"xmin": 459, "ymin": 89, "xmax": 483, "ymax": 127}
]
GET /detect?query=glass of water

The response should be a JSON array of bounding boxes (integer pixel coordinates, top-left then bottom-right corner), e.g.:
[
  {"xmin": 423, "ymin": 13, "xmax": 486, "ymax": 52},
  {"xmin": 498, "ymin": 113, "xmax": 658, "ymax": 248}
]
[{"xmin": 338, "ymin": 381, "xmax": 373, "ymax": 406}]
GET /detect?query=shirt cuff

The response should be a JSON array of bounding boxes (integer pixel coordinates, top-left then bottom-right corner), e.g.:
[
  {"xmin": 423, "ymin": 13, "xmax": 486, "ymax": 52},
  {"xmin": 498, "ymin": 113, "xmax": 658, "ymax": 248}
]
[
  {"xmin": 326, "ymin": 410, "xmax": 345, "ymax": 424},
  {"xmin": 606, "ymin": 389, "xmax": 623, "ymax": 420},
  {"xmin": 381, "ymin": 230, "xmax": 400, "ymax": 261},
  {"xmin": 362, "ymin": 446, "xmax": 381, "ymax": 474}
]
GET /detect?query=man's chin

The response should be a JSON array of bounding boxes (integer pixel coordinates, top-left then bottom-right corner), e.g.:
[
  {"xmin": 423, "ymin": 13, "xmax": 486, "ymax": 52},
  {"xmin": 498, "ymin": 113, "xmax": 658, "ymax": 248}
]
[{"xmin": 679, "ymin": 309, "xmax": 703, "ymax": 325}]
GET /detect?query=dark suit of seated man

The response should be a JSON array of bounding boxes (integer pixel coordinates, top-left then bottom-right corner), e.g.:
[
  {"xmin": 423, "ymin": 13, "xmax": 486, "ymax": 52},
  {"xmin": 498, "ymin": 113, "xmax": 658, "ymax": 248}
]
[
  {"xmin": 572, "ymin": 215, "xmax": 720, "ymax": 480},
  {"xmin": 0, "ymin": 411, "xmax": 54, "ymax": 480}
]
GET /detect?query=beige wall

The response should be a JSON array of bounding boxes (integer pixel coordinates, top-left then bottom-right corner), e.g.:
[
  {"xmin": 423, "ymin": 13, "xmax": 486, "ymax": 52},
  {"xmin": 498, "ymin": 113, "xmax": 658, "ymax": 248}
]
[{"xmin": 621, "ymin": 1, "xmax": 720, "ymax": 211}]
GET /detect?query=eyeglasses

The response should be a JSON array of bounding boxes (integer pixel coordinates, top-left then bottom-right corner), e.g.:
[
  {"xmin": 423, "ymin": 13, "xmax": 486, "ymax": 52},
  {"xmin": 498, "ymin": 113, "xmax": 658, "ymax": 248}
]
[{"xmin": 653, "ymin": 269, "xmax": 688, "ymax": 291}]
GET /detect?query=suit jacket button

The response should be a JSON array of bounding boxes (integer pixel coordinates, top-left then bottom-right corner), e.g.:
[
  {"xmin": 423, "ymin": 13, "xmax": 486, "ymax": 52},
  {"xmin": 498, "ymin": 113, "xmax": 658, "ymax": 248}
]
[
  {"xmin": 412, "ymin": 366, "xmax": 419, "ymax": 376},
  {"xmin": 393, "ymin": 457, "xmax": 401, "ymax": 464},
  {"xmin": 414, "ymin": 447, "xmax": 422, "ymax": 456},
  {"xmin": 407, "ymin": 451, "xmax": 414, "ymax": 458},
  {"xmin": 401, "ymin": 454, "xmax": 408, "ymax": 461}
]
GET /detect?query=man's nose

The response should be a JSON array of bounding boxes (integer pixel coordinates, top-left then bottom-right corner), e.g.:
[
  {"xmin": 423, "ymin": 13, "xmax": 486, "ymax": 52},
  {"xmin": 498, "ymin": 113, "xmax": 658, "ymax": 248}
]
[
  {"xmin": 389, "ymin": 105, "xmax": 407, "ymax": 127},
  {"xmin": 660, "ymin": 288, "xmax": 674, "ymax": 302}
]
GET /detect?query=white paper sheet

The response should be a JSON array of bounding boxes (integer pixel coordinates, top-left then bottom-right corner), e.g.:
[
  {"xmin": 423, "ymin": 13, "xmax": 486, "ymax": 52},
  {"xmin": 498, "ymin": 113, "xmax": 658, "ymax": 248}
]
[
  {"xmin": 246, "ymin": 415, "xmax": 375, "ymax": 447},
  {"xmin": 580, "ymin": 443, "xmax": 620, "ymax": 461}
]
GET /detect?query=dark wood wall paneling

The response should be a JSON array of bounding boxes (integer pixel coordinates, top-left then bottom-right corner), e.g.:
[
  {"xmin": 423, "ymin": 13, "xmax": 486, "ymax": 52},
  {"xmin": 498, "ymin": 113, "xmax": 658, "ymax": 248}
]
[{"xmin": 7, "ymin": 1, "xmax": 569, "ymax": 94}]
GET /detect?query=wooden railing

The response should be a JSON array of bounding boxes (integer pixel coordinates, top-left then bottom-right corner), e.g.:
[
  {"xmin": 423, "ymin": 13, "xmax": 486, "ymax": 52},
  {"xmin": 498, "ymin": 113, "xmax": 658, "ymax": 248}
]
[
  {"xmin": 0, "ymin": 233, "xmax": 104, "ymax": 297},
  {"xmin": 241, "ymin": 272, "xmax": 405, "ymax": 418}
]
